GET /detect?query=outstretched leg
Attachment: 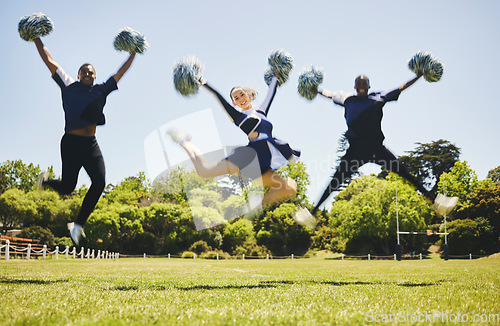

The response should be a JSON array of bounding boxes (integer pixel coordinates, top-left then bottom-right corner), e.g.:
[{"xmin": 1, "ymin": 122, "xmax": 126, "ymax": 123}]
[
  {"xmin": 312, "ymin": 154, "xmax": 361, "ymax": 214},
  {"xmin": 376, "ymin": 145, "xmax": 434, "ymax": 201},
  {"xmin": 179, "ymin": 141, "xmax": 241, "ymax": 178}
]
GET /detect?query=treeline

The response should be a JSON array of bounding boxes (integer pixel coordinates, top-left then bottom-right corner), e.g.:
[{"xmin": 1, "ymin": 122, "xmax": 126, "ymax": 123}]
[{"xmin": 1, "ymin": 140, "xmax": 499, "ymax": 256}]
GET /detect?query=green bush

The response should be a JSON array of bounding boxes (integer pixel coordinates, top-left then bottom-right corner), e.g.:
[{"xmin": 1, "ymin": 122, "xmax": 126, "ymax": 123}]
[
  {"xmin": 443, "ymin": 217, "xmax": 496, "ymax": 255},
  {"xmin": 181, "ymin": 251, "xmax": 196, "ymax": 259},
  {"xmin": 55, "ymin": 237, "xmax": 73, "ymax": 249},
  {"xmin": 200, "ymin": 250, "xmax": 230, "ymax": 259},
  {"xmin": 19, "ymin": 225, "xmax": 55, "ymax": 247},
  {"xmin": 189, "ymin": 240, "xmax": 212, "ymax": 255}
]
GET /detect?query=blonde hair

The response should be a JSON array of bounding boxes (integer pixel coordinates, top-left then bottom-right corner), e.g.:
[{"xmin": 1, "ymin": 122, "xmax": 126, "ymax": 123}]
[{"xmin": 230, "ymin": 86, "xmax": 258, "ymax": 102}]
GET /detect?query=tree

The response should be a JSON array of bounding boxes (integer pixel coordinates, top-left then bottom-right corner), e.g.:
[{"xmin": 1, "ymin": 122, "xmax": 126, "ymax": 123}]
[
  {"xmin": 222, "ymin": 218, "xmax": 255, "ymax": 253},
  {"xmin": 24, "ymin": 190, "xmax": 60, "ymax": 229},
  {"xmin": 399, "ymin": 139, "xmax": 461, "ymax": 198},
  {"xmin": 437, "ymin": 161, "xmax": 494, "ymax": 203},
  {"xmin": 254, "ymin": 203, "xmax": 312, "ymax": 256},
  {"xmin": 276, "ymin": 161, "xmax": 310, "ymax": 206},
  {"xmin": 0, "ymin": 188, "xmax": 36, "ymax": 233},
  {"xmin": 19, "ymin": 226, "xmax": 56, "ymax": 247},
  {"xmin": 454, "ymin": 186, "xmax": 500, "ymax": 252},
  {"xmin": 142, "ymin": 202, "xmax": 195, "ymax": 254},
  {"xmin": 329, "ymin": 174, "xmax": 433, "ymax": 255},
  {"xmin": 0, "ymin": 160, "xmax": 49, "ymax": 193},
  {"xmin": 443, "ymin": 218, "xmax": 496, "ymax": 255},
  {"xmin": 105, "ymin": 172, "xmax": 152, "ymax": 206},
  {"xmin": 487, "ymin": 166, "xmax": 500, "ymax": 186}
]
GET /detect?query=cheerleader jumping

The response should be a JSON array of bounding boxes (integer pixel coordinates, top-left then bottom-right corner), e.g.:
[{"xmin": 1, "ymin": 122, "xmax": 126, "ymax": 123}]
[
  {"xmin": 297, "ymin": 52, "xmax": 458, "ymax": 215},
  {"xmin": 19, "ymin": 13, "xmax": 146, "ymax": 244},
  {"xmin": 169, "ymin": 72, "xmax": 300, "ymax": 209}
]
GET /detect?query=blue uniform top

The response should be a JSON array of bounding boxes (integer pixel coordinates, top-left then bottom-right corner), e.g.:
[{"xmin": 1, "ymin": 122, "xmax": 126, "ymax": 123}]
[
  {"xmin": 332, "ymin": 88, "xmax": 401, "ymax": 142},
  {"xmin": 52, "ymin": 68, "xmax": 118, "ymax": 131}
]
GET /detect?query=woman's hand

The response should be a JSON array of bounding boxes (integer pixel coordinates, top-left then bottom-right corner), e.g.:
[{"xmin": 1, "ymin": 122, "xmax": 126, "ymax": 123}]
[{"xmin": 248, "ymin": 131, "xmax": 259, "ymax": 140}]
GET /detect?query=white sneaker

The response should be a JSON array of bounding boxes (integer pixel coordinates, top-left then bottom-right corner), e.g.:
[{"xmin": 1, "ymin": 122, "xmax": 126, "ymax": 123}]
[
  {"xmin": 166, "ymin": 128, "xmax": 192, "ymax": 144},
  {"xmin": 434, "ymin": 194, "xmax": 459, "ymax": 216},
  {"xmin": 35, "ymin": 171, "xmax": 49, "ymax": 190},
  {"xmin": 68, "ymin": 222, "xmax": 85, "ymax": 245},
  {"xmin": 294, "ymin": 207, "xmax": 317, "ymax": 229}
]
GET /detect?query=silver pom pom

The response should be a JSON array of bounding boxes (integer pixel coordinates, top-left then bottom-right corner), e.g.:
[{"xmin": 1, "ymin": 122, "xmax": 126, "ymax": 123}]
[
  {"xmin": 113, "ymin": 27, "xmax": 148, "ymax": 54},
  {"xmin": 173, "ymin": 56, "xmax": 205, "ymax": 96},
  {"xmin": 408, "ymin": 51, "xmax": 444, "ymax": 82},
  {"xmin": 297, "ymin": 65, "xmax": 324, "ymax": 100},
  {"xmin": 264, "ymin": 49, "xmax": 294, "ymax": 86},
  {"xmin": 264, "ymin": 68, "xmax": 290, "ymax": 86},
  {"xmin": 18, "ymin": 13, "xmax": 54, "ymax": 42}
]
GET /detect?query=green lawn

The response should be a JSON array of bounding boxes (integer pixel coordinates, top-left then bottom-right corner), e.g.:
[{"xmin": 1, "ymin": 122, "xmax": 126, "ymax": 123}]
[{"xmin": 0, "ymin": 257, "xmax": 499, "ymax": 325}]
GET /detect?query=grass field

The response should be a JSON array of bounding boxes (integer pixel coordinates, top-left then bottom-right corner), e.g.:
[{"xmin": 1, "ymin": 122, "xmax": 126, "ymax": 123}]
[{"xmin": 0, "ymin": 257, "xmax": 499, "ymax": 325}]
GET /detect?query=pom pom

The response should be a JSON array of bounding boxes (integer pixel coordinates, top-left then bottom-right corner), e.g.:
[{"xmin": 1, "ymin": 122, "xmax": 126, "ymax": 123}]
[
  {"xmin": 18, "ymin": 13, "xmax": 54, "ymax": 42},
  {"xmin": 408, "ymin": 51, "xmax": 444, "ymax": 82},
  {"xmin": 173, "ymin": 56, "xmax": 205, "ymax": 96},
  {"xmin": 297, "ymin": 65, "xmax": 324, "ymax": 100},
  {"xmin": 113, "ymin": 27, "xmax": 148, "ymax": 54},
  {"xmin": 264, "ymin": 68, "xmax": 290, "ymax": 86},
  {"xmin": 264, "ymin": 49, "xmax": 294, "ymax": 86}
]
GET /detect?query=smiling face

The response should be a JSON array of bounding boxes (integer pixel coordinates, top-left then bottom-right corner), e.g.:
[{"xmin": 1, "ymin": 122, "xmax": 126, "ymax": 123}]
[
  {"xmin": 231, "ymin": 88, "xmax": 253, "ymax": 111},
  {"xmin": 78, "ymin": 64, "xmax": 96, "ymax": 86}
]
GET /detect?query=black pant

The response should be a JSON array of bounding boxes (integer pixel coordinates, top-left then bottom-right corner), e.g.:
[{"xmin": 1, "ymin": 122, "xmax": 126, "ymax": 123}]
[
  {"xmin": 44, "ymin": 133, "xmax": 106, "ymax": 226},
  {"xmin": 314, "ymin": 140, "xmax": 433, "ymax": 212}
]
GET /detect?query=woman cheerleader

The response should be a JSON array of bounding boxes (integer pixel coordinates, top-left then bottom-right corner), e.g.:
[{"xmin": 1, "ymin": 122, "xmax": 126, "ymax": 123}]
[{"xmin": 169, "ymin": 68, "xmax": 300, "ymax": 211}]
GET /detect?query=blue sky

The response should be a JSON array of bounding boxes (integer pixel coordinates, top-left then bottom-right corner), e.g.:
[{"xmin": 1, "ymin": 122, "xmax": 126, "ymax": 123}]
[{"xmin": 1, "ymin": 1, "xmax": 499, "ymax": 209}]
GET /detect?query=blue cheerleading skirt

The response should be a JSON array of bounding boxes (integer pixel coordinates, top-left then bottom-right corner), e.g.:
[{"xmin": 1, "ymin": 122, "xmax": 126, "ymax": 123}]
[{"xmin": 225, "ymin": 137, "xmax": 300, "ymax": 179}]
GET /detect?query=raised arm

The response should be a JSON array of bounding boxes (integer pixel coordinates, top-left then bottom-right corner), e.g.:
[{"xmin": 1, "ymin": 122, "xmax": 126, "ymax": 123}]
[
  {"xmin": 399, "ymin": 73, "xmax": 423, "ymax": 92},
  {"xmin": 201, "ymin": 80, "xmax": 243, "ymax": 123},
  {"xmin": 317, "ymin": 87, "xmax": 350, "ymax": 106},
  {"xmin": 34, "ymin": 38, "xmax": 59, "ymax": 75},
  {"xmin": 259, "ymin": 76, "xmax": 278, "ymax": 116},
  {"xmin": 113, "ymin": 52, "xmax": 136, "ymax": 83}
]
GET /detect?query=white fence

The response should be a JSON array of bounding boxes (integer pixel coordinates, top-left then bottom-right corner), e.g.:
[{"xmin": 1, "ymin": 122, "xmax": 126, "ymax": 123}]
[{"xmin": 0, "ymin": 240, "xmax": 119, "ymax": 261}]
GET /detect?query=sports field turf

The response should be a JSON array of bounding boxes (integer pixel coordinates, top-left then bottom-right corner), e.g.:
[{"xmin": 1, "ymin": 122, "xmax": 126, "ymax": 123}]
[{"xmin": 0, "ymin": 257, "xmax": 499, "ymax": 325}]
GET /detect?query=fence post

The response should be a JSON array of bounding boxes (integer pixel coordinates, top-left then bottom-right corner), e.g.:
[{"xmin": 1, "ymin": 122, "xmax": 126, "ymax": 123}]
[
  {"xmin": 291, "ymin": 254, "xmax": 294, "ymax": 260},
  {"xmin": 419, "ymin": 253, "xmax": 422, "ymax": 260},
  {"xmin": 97, "ymin": 250, "xmax": 101, "ymax": 260},
  {"xmin": 193, "ymin": 253, "xmax": 196, "ymax": 260},
  {"xmin": 168, "ymin": 253, "xmax": 170, "ymax": 260},
  {"xmin": 394, "ymin": 254, "xmax": 396, "ymax": 260},
  {"xmin": 80, "ymin": 247, "xmax": 85, "ymax": 259},
  {"xmin": 342, "ymin": 254, "xmax": 344, "ymax": 261},
  {"xmin": 368, "ymin": 254, "xmax": 371, "ymax": 261},
  {"xmin": 116, "ymin": 253, "xmax": 119, "ymax": 260},
  {"xmin": 55, "ymin": 246, "xmax": 59, "ymax": 260},
  {"xmin": 73, "ymin": 247, "xmax": 76, "ymax": 259},
  {"xmin": 86, "ymin": 248, "xmax": 90, "ymax": 259},
  {"xmin": 5, "ymin": 240, "xmax": 9, "ymax": 261},
  {"xmin": 242, "ymin": 254, "xmax": 245, "ymax": 261},
  {"xmin": 469, "ymin": 253, "xmax": 472, "ymax": 260},
  {"xmin": 266, "ymin": 254, "xmax": 269, "ymax": 260},
  {"xmin": 143, "ymin": 253, "xmax": 146, "ymax": 259},
  {"xmin": 65, "ymin": 246, "xmax": 69, "ymax": 259},
  {"xmin": 43, "ymin": 245, "xmax": 47, "ymax": 259},
  {"xmin": 91, "ymin": 249, "xmax": 95, "ymax": 259},
  {"xmin": 27, "ymin": 244, "xmax": 31, "ymax": 261}
]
